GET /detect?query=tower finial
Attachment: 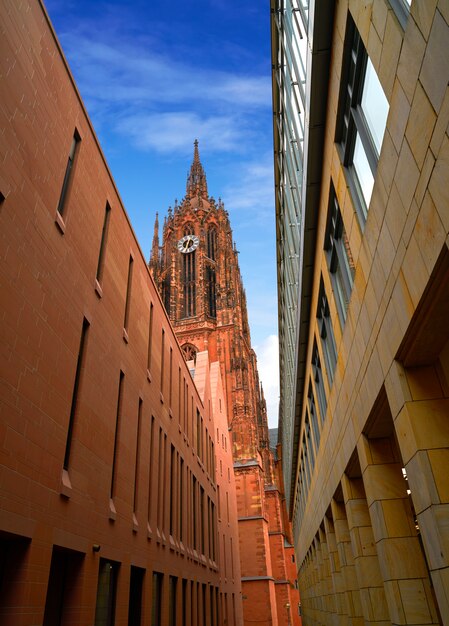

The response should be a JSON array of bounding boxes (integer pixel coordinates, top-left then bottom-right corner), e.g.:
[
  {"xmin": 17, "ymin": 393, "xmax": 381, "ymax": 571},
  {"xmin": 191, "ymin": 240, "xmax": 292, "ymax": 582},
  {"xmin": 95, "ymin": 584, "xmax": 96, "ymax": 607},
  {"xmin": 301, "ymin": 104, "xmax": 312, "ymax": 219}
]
[
  {"xmin": 186, "ymin": 139, "xmax": 208, "ymax": 199},
  {"xmin": 149, "ymin": 212, "xmax": 160, "ymax": 276}
]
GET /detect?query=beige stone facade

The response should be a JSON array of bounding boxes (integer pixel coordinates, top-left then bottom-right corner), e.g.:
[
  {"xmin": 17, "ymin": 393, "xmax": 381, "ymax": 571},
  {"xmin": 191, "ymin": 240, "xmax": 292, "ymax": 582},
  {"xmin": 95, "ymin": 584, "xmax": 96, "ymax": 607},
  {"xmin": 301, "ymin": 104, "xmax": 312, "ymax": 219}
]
[{"xmin": 272, "ymin": 0, "xmax": 449, "ymax": 624}]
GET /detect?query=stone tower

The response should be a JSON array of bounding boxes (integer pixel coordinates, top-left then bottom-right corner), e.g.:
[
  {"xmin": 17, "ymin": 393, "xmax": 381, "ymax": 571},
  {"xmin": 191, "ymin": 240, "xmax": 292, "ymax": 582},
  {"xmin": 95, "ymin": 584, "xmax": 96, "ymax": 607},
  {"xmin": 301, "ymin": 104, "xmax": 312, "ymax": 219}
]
[{"xmin": 150, "ymin": 141, "xmax": 300, "ymax": 625}]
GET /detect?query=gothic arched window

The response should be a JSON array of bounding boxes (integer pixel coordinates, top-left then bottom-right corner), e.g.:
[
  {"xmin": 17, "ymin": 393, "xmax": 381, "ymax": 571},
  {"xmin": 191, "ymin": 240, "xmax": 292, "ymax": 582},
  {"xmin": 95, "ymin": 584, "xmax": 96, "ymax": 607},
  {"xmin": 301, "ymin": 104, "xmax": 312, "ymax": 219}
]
[
  {"xmin": 206, "ymin": 265, "xmax": 216, "ymax": 318},
  {"xmin": 181, "ymin": 343, "xmax": 198, "ymax": 363},
  {"xmin": 183, "ymin": 251, "xmax": 196, "ymax": 317},
  {"xmin": 207, "ymin": 227, "xmax": 217, "ymax": 260}
]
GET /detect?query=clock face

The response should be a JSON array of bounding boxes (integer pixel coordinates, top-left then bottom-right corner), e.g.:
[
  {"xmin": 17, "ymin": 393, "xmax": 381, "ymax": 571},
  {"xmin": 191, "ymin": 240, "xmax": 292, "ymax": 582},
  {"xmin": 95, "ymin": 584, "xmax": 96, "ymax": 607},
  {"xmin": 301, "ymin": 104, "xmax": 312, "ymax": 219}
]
[{"xmin": 177, "ymin": 234, "xmax": 200, "ymax": 254}]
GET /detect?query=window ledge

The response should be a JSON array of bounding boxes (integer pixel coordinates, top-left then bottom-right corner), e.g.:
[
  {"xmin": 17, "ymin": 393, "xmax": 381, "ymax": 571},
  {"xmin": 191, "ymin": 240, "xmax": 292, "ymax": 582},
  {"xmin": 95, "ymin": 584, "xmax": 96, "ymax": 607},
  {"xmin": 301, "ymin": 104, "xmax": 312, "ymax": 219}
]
[
  {"xmin": 94, "ymin": 279, "xmax": 103, "ymax": 298},
  {"xmin": 55, "ymin": 211, "xmax": 66, "ymax": 234}
]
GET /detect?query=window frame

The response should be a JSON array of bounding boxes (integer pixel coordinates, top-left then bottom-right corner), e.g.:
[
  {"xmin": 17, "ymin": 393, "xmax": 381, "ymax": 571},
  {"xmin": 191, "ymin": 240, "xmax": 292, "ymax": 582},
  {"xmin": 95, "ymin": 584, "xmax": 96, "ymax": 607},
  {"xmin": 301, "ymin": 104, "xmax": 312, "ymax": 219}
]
[
  {"xmin": 336, "ymin": 17, "xmax": 388, "ymax": 225},
  {"xmin": 324, "ymin": 187, "xmax": 355, "ymax": 325}
]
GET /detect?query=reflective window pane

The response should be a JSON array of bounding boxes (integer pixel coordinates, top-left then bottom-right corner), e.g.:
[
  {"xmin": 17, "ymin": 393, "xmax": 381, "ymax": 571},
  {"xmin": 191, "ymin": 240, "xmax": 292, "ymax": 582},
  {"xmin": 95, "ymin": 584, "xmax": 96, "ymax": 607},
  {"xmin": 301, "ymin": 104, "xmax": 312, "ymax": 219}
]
[
  {"xmin": 353, "ymin": 133, "xmax": 374, "ymax": 208},
  {"xmin": 361, "ymin": 58, "xmax": 389, "ymax": 155}
]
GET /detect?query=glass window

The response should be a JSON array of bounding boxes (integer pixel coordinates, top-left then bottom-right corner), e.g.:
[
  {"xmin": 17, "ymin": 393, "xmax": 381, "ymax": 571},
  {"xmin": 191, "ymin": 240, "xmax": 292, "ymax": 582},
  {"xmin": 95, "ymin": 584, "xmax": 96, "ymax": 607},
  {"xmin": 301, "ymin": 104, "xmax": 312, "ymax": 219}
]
[
  {"xmin": 325, "ymin": 188, "xmax": 355, "ymax": 323},
  {"xmin": 311, "ymin": 344, "xmax": 327, "ymax": 421},
  {"xmin": 361, "ymin": 58, "xmax": 389, "ymax": 155},
  {"xmin": 337, "ymin": 17, "xmax": 389, "ymax": 223},
  {"xmin": 317, "ymin": 280, "xmax": 338, "ymax": 384}
]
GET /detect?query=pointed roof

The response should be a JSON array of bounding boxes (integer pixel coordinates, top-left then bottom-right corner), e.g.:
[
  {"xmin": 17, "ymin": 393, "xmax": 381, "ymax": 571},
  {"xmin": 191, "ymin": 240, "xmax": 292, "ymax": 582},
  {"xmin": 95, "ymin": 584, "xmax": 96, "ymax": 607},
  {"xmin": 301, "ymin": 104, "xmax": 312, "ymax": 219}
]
[
  {"xmin": 186, "ymin": 139, "xmax": 208, "ymax": 199},
  {"xmin": 149, "ymin": 212, "xmax": 159, "ymax": 272}
]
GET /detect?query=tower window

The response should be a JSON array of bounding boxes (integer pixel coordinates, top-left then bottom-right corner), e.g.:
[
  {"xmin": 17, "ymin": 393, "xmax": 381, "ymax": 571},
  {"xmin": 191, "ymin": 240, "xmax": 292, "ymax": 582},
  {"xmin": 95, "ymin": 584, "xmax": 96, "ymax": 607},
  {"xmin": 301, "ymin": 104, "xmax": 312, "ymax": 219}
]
[
  {"xmin": 181, "ymin": 343, "xmax": 198, "ymax": 363},
  {"xmin": 182, "ymin": 252, "xmax": 196, "ymax": 317},
  {"xmin": 207, "ymin": 227, "xmax": 217, "ymax": 260},
  {"xmin": 206, "ymin": 266, "xmax": 216, "ymax": 318}
]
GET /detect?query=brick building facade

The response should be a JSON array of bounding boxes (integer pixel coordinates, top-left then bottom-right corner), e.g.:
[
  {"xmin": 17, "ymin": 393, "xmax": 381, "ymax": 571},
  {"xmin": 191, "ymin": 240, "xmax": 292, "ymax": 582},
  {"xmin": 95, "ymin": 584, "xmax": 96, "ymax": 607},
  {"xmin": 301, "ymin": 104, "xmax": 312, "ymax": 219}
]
[
  {"xmin": 150, "ymin": 143, "xmax": 301, "ymax": 625},
  {"xmin": 0, "ymin": 1, "xmax": 242, "ymax": 624}
]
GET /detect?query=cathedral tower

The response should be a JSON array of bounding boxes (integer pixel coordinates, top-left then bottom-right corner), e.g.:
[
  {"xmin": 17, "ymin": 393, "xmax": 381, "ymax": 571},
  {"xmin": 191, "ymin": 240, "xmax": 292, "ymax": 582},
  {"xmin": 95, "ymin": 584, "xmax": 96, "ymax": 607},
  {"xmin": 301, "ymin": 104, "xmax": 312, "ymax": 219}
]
[{"xmin": 150, "ymin": 142, "xmax": 300, "ymax": 625}]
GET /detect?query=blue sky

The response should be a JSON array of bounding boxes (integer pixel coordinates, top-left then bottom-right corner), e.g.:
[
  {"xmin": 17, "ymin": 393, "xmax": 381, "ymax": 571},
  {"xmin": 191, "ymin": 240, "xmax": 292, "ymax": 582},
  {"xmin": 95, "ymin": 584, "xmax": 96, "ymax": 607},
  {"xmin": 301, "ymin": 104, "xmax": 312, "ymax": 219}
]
[{"xmin": 45, "ymin": 0, "xmax": 280, "ymax": 427}]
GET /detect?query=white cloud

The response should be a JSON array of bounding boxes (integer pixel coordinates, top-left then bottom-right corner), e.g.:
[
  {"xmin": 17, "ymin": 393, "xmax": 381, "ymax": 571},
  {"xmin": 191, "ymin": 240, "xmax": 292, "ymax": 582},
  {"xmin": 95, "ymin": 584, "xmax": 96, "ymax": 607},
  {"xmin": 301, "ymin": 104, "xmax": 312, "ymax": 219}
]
[
  {"xmin": 254, "ymin": 334, "xmax": 280, "ymax": 429},
  {"xmin": 60, "ymin": 32, "xmax": 271, "ymax": 109},
  {"xmin": 116, "ymin": 111, "xmax": 240, "ymax": 153},
  {"xmin": 222, "ymin": 153, "xmax": 275, "ymax": 222}
]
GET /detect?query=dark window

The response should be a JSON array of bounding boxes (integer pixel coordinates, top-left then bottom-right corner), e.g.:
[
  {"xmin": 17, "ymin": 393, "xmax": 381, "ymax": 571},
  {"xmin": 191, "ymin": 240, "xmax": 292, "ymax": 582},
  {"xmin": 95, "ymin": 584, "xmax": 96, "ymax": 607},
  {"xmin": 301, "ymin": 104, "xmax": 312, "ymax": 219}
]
[
  {"xmin": 57, "ymin": 129, "xmax": 80, "ymax": 218},
  {"xmin": 123, "ymin": 256, "xmax": 134, "ymax": 333},
  {"xmin": 147, "ymin": 303, "xmax": 154, "ymax": 373},
  {"xmin": 182, "ymin": 252, "xmax": 196, "ymax": 317},
  {"xmin": 169, "ymin": 576, "xmax": 177, "ymax": 626},
  {"xmin": 207, "ymin": 227, "xmax": 217, "ymax": 260},
  {"xmin": 94, "ymin": 559, "xmax": 119, "ymax": 626},
  {"xmin": 128, "ymin": 566, "xmax": 145, "ymax": 626},
  {"xmin": 162, "ymin": 273, "xmax": 171, "ymax": 315},
  {"xmin": 311, "ymin": 343, "xmax": 327, "ymax": 421},
  {"xmin": 133, "ymin": 399, "xmax": 143, "ymax": 516},
  {"xmin": 169, "ymin": 444, "xmax": 175, "ymax": 536},
  {"xmin": 64, "ymin": 318, "xmax": 90, "ymax": 470},
  {"xmin": 207, "ymin": 266, "xmax": 217, "ymax": 317},
  {"xmin": 308, "ymin": 383, "xmax": 321, "ymax": 452},
  {"xmin": 96, "ymin": 202, "xmax": 111, "ymax": 284},
  {"xmin": 325, "ymin": 188, "xmax": 355, "ymax": 323},
  {"xmin": 317, "ymin": 280, "xmax": 338, "ymax": 384},
  {"xmin": 337, "ymin": 16, "xmax": 389, "ymax": 223},
  {"xmin": 43, "ymin": 546, "xmax": 84, "ymax": 626},
  {"xmin": 151, "ymin": 572, "xmax": 163, "ymax": 626},
  {"xmin": 110, "ymin": 371, "xmax": 124, "ymax": 499}
]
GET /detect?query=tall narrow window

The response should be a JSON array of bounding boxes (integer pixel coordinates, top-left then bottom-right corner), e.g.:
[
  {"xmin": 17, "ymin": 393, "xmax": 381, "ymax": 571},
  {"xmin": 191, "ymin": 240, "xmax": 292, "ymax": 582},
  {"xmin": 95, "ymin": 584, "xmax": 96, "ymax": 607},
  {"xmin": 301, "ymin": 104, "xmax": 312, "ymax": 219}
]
[
  {"xmin": 64, "ymin": 317, "xmax": 89, "ymax": 470},
  {"xmin": 133, "ymin": 398, "xmax": 143, "ymax": 519},
  {"xmin": 182, "ymin": 251, "xmax": 196, "ymax": 317},
  {"xmin": 128, "ymin": 566, "xmax": 145, "ymax": 626},
  {"xmin": 317, "ymin": 279, "xmax": 338, "ymax": 383},
  {"xmin": 179, "ymin": 457, "xmax": 184, "ymax": 542},
  {"xmin": 200, "ymin": 487, "xmax": 205, "ymax": 555},
  {"xmin": 169, "ymin": 444, "xmax": 175, "ymax": 537},
  {"xmin": 157, "ymin": 428, "xmax": 164, "ymax": 532},
  {"xmin": 178, "ymin": 367, "xmax": 181, "ymax": 424},
  {"xmin": 308, "ymin": 383, "xmax": 321, "ymax": 452},
  {"xmin": 160, "ymin": 329, "xmax": 165, "ymax": 398},
  {"xmin": 337, "ymin": 16, "xmax": 389, "ymax": 222},
  {"xmin": 123, "ymin": 256, "xmax": 134, "ymax": 337},
  {"xmin": 312, "ymin": 342, "xmax": 327, "ymax": 421},
  {"xmin": 147, "ymin": 302, "xmax": 154, "ymax": 375},
  {"xmin": 169, "ymin": 576, "xmax": 177, "ymax": 626},
  {"xmin": 196, "ymin": 410, "xmax": 201, "ymax": 456},
  {"xmin": 206, "ymin": 266, "xmax": 216, "ymax": 318},
  {"xmin": 110, "ymin": 371, "xmax": 124, "ymax": 500},
  {"xmin": 169, "ymin": 347, "xmax": 173, "ymax": 409},
  {"xmin": 57, "ymin": 129, "xmax": 80, "ymax": 219},
  {"xmin": 148, "ymin": 416, "xmax": 155, "ymax": 528},
  {"xmin": 162, "ymin": 273, "xmax": 171, "ymax": 316},
  {"xmin": 95, "ymin": 559, "xmax": 119, "ymax": 626},
  {"xmin": 207, "ymin": 227, "xmax": 217, "ymax": 260},
  {"xmin": 96, "ymin": 202, "xmax": 111, "ymax": 286},
  {"xmin": 192, "ymin": 476, "xmax": 197, "ymax": 550},
  {"xmin": 151, "ymin": 572, "xmax": 163, "ymax": 626},
  {"xmin": 325, "ymin": 189, "xmax": 355, "ymax": 323}
]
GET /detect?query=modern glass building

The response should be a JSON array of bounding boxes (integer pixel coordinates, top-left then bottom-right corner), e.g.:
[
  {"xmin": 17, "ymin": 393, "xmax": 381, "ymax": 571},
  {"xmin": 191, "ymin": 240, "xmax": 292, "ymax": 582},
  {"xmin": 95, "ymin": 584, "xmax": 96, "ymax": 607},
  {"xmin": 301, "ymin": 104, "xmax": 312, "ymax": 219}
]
[{"xmin": 272, "ymin": 0, "xmax": 449, "ymax": 623}]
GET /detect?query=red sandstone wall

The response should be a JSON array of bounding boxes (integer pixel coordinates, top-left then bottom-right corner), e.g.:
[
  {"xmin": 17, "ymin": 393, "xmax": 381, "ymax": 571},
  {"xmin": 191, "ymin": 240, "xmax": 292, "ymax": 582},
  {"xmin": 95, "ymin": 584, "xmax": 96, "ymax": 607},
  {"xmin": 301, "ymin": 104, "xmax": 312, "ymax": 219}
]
[{"xmin": 0, "ymin": 0, "xmax": 241, "ymax": 623}]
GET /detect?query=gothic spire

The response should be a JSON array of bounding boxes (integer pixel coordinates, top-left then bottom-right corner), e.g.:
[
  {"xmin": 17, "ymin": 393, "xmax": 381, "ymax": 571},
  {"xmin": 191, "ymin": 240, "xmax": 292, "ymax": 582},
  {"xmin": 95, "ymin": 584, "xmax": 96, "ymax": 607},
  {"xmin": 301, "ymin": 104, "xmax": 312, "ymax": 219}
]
[
  {"xmin": 149, "ymin": 212, "xmax": 160, "ymax": 275},
  {"xmin": 186, "ymin": 139, "xmax": 208, "ymax": 199}
]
